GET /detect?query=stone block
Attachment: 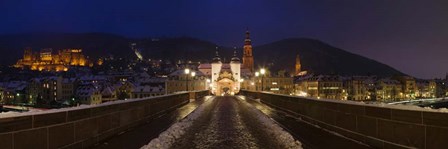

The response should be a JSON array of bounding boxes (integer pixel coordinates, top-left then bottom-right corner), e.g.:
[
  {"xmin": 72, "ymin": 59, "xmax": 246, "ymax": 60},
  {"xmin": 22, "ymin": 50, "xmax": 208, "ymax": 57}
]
[
  {"xmin": 14, "ymin": 128, "xmax": 48, "ymax": 149},
  {"xmin": 320, "ymin": 109, "xmax": 336, "ymax": 125},
  {"xmin": 426, "ymin": 126, "xmax": 448, "ymax": 149},
  {"xmin": 92, "ymin": 104, "xmax": 119, "ymax": 117},
  {"xmin": 363, "ymin": 137, "xmax": 383, "ymax": 148},
  {"xmin": 365, "ymin": 106, "xmax": 391, "ymax": 119},
  {"xmin": 0, "ymin": 133, "xmax": 13, "ymax": 149},
  {"xmin": 75, "ymin": 118, "xmax": 98, "ymax": 142},
  {"xmin": 337, "ymin": 103, "xmax": 365, "ymax": 115},
  {"xmin": 377, "ymin": 119, "xmax": 424, "ymax": 149},
  {"xmin": 97, "ymin": 113, "xmax": 120, "ymax": 133},
  {"xmin": 34, "ymin": 112, "xmax": 67, "ymax": 127},
  {"xmin": 383, "ymin": 142, "xmax": 409, "ymax": 149},
  {"xmin": 67, "ymin": 108, "xmax": 91, "ymax": 122},
  {"xmin": 119, "ymin": 109, "xmax": 134, "ymax": 127},
  {"xmin": 0, "ymin": 116, "xmax": 32, "ymax": 133},
  {"xmin": 334, "ymin": 112, "xmax": 357, "ymax": 130},
  {"xmin": 391, "ymin": 109, "xmax": 422, "ymax": 124},
  {"xmin": 356, "ymin": 116, "xmax": 377, "ymax": 137},
  {"xmin": 49, "ymin": 123, "xmax": 75, "ymax": 149},
  {"xmin": 422, "ymin": 111, "xmax": 448, "ymax": 127}
]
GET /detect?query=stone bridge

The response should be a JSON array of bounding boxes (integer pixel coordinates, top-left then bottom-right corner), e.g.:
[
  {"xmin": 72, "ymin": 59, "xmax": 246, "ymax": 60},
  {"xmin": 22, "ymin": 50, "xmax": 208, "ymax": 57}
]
[{"xmin": 1, "ymin": 90, "xmax": 447, "ymax": 149}]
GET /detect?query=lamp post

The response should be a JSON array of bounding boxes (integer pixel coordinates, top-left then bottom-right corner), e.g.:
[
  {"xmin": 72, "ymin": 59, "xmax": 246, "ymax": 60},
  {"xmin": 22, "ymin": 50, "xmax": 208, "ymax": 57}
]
[
  {"xmin": 260, "ymin": 68, "xmax": 266, "ymax": 91},
  {"xmin": 184, "ymin": 68, "xmax": 190, "ymax": 91},
  {"xmin": 191, "ymin": 72, "xmax": 196, "ymax": 91},
  {"xmin": 206, "ymin": 78, "xmax": 211, "ymax": 90},
  {"xmin": 255, "ymin": 72, "xmax": 260, "ymax": 91}
]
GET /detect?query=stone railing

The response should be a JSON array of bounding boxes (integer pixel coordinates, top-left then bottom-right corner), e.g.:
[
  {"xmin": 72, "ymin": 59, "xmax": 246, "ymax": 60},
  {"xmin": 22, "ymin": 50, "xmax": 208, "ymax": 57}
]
[
  {"xmin": 0, "ymin": 90, "xmax": 209, "ymax": 149},
  {"xmin": 240, "ymin": 90, "xmax": 448, "ymax": 149}
]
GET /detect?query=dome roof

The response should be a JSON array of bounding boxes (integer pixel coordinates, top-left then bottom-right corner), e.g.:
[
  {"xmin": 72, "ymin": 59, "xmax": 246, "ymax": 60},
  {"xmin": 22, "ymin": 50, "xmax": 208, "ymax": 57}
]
[
  {"xmin": 212, "ymin": 51, "xmax": 222, "ymax": 63},
  {"xmin": 231, "ymin": 50, "xmax": 240, "ymax": 63}
]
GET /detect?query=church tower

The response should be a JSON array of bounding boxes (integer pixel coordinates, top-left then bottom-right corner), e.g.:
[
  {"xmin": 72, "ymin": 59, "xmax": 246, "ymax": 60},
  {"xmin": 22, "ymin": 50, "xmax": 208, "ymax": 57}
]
[
  {"xmin": 230, "ymin": 50, "xmax": 241, "ymax": 91},
  {"xmin": 211, "ymin": 49, "xmax": 222, "ymax": 84},
  {"xmin": 242, "ymin": 29, "xmax": 254, "ymax": 72},
  {"xmin": 295, "ymin": 54, "xmax": 301, "ymax": 75}
]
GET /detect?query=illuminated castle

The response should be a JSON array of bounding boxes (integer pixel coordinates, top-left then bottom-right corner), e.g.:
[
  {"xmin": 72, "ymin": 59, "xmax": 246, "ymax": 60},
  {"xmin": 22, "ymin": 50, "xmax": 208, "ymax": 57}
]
[{"xmin": 14, "ymin": 48, "xmax": 92, "ymax": 71}]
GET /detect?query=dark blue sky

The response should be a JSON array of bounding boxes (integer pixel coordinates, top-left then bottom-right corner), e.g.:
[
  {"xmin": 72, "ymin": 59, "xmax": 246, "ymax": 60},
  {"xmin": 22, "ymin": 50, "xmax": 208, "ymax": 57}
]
[{"xmin": 1, "ymin": 0, "xmax": 447, "ymax": 79}]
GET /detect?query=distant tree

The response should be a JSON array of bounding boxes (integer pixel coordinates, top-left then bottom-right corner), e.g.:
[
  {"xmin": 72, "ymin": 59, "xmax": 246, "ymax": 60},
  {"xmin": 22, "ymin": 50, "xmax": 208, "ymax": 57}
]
[{"xmin": 117, "ymin": 92, "xmax": 130, "ymax": 100}]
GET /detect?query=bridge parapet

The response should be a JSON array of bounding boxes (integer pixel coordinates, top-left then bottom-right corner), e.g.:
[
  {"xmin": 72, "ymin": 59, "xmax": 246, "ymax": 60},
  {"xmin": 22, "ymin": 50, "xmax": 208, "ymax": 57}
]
[
  {"xmin": 240, "ymin": 90, "xmax": 448, "ymax": 149},
  {"xmin": 0, "ymin": 90, "xmax": 209, "ymax": 149}
]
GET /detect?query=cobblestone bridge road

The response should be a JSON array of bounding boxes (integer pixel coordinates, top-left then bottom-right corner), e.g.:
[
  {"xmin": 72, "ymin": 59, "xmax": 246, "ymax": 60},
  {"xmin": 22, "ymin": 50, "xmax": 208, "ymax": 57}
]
[{"xmin": 170, "ymin": 96, "xmax": 292, "ymax": 149}]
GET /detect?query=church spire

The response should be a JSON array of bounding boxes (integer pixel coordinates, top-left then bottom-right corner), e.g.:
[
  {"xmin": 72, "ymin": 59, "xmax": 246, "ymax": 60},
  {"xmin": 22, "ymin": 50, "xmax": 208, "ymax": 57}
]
[
  {"xmin": 242, "ymin": 29, "xmax": 254, "ymax": 72},
  {"xmin": 212, "ymin": 47, "xmax": 221, "ymax": 63},
  {"xmin": 245, "ymin": 28, "xmax": 251, "ymax": 46},
  {"xmin": 231, "ymin": 47, "xmax": 240, "ymax": 63},
  {"xmin": 295, "ymin": 54, "xmax": 301, "ymax": 75}
]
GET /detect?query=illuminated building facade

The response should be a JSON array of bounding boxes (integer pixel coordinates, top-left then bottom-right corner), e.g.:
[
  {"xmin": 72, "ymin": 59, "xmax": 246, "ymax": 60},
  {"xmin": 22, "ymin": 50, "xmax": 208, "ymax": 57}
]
[
  {"xmin": 165, "ymin": 69, "xmax": 207, "ymax": 94},
  {"xmin": 295, "ymin": 75, "xmax": 347, "ymax": 100},
  {"xmin": 14, "ymin": 48, "xmax": 91, "ymax": 71}
]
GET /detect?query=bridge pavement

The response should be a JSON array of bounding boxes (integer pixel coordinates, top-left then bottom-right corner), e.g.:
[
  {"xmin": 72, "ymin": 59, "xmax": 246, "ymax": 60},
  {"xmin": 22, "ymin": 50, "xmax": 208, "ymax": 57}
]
[{"xmin": 94, "ymin": 96, "xmax": 370, "ymax": 149}]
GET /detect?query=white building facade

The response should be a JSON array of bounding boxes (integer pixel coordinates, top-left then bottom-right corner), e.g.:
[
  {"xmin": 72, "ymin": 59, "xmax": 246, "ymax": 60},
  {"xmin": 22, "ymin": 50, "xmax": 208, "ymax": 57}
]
[{"xmin": 207, "ymin": 51, "xmax": 242, "ymax": 96}]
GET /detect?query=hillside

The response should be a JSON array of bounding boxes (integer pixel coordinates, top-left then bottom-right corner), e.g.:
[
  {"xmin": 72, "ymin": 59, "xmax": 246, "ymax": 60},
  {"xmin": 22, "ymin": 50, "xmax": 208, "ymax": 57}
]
[
  {"xmin": 254, "ymin": 38, "xmax": 404, "ymax": 76},
  {"xmin": 0, "ymin": 33, "xmax": 404, "ymax": 76}
]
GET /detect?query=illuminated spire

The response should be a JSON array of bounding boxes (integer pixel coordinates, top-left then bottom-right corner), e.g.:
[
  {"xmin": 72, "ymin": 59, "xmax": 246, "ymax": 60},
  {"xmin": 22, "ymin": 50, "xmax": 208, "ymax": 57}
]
[
  {"xmin": 231, "ymin": 47, "xmax": 240, "ymax": 63},
  {"xmin": 212, "ymin": 47, "xmax": 221, "ymax": 63},
  {"xmin": 245, "ymin": 28, "xmax": 251, "ymax": 45}
]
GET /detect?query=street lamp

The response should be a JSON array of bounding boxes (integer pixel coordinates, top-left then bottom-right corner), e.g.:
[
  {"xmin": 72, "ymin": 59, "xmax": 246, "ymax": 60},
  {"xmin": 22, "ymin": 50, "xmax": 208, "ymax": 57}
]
[
  {"xmin": 255, "ymin": 72, "xmax": 260, "ymax": 91},
  {"xmin": 206, "ymin": 78, "xmax": 211, "ymax": 91},
  {"xmin": 184, "ymin": 68, "xmax": 190, "ymax": 91},
  {"xmin": 240, "ymin": 78, "xmax": 245, "ymax": 90},
  {"xmin": 191, "ymin": 72, "xmax": 196, "ymax": 91},
  {"xmin": 260, "ymin": 68, "xmax": 266, "ymax": 91}
]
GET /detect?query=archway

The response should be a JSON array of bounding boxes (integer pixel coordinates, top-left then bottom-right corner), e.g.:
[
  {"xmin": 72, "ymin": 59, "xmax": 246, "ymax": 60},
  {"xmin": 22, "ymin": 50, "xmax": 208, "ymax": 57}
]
[{"xmin": 216, "ymin": 78, "xmax": 235, "ymax": 96}]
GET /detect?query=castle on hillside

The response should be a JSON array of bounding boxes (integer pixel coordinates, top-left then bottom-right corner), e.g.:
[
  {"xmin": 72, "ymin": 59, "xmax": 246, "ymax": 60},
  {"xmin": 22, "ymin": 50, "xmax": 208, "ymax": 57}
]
[{"xmin": 14, "ymin": 48, "xmax": 92, "ymax": 72}]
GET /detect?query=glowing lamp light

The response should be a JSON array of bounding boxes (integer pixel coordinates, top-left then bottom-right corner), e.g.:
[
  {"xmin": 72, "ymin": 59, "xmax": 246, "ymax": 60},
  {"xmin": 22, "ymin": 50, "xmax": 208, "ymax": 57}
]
[
  {"xmin": 260, "ymin": 68, "xmax": 266, "ymax": 75},
  {"xmin": 191, "ymin": 72, "xmax": 196, "ymax": 77},
  {"xmin": 206, "ymin": 79, "xmax": 211, "ymax": 83},
  {"xmin": 184, "ymin": 68, "xmax": 190, "ymax": 74},
  {"xmin": 255, "ymin": 72, "xmax": 260, "ymax": 77}
]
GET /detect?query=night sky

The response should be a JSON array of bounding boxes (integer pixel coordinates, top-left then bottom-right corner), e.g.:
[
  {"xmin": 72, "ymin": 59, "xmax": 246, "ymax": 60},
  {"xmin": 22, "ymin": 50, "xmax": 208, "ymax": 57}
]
[{"xmin": 1, "ymin": 0, "xmax": 447, "ymax": 79}]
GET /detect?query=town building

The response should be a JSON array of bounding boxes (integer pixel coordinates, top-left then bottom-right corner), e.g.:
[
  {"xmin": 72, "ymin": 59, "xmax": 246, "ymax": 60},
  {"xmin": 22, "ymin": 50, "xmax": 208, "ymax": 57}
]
[
  {"xmin": 345, "ymin": 76, "xmax": 370, "ymax": 101},
  {"xmin": 394, "ymin": 76, "xmax": 417, "ymax": 99},
  {"xmin": 165, "ymin": 69, "xmax": 207, "ymax": 94},
  {"xmin": 375, "ymin": 78, "xmax": 404, "ymax": 102},
  {"xmin": 295, "ymin": 75, "xmax": 347, "ymax": 100},
  {"xmin": 0, "ymin": 81, "xmax": 28, "ymax": 104},
  {"xmin": 131, "ymin": 85, "xmax": 165, "ymax": 98},
  {"xmin": 76, "ymin": 84, "xmax": 102, "ymax": 105},
  {"xmin": 415, "ymin": 80, "xmax": 437, "ymax": 98},
  {"xmin": 259, "ymin": 71, "xmax": 294, "ymax": 95}
]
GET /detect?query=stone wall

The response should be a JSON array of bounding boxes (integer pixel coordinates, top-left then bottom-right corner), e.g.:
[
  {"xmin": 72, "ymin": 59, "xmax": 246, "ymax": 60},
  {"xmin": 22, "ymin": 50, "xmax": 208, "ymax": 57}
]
[
  {"xmin": 0, "ymin": 90, "xmax": 208, "ymax": 149},
  {"xmin": 240, "ymin": 90, "xmax": 448, "ymax": 149}
]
